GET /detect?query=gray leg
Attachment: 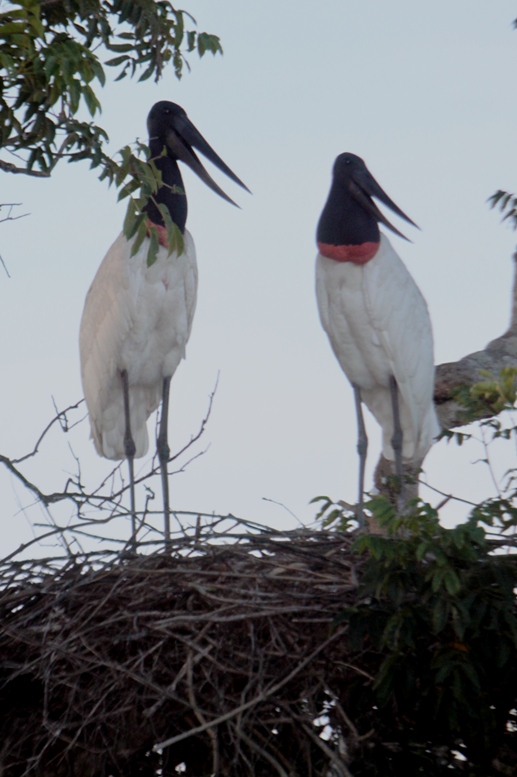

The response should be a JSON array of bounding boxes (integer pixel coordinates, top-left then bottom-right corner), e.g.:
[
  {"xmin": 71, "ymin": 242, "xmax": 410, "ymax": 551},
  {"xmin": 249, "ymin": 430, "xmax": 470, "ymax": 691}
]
[
  {"xmin": 121, "ymin": 369, "xmax": 137, "ymax": 551},
  {"xmin": 389, "ymin": 375, "xmax": 405, "ymax": 511},
  {"xmin": 352, "ymin": 384, "xmax": 368, "ymax": 527},
  {"xmin": 157, "ymin": 376, "xmax": 172, "ymax": 548}
]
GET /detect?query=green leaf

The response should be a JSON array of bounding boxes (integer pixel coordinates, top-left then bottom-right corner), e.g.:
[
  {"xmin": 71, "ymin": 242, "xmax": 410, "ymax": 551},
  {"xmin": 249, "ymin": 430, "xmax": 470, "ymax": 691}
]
[
  {"xmin": 105, "ymin": 42, "xmax": 134, "ymax": 53},
  {"xmin": 118, "ymin": 177, "xmax": 140, "ymax": 201},
  {"xmin": 146, "ymin": 227, "xmax": 159, "ymax": 267},
  {"xmin": 157, "ymin": 202, "xmax": 184, "ymax": 256},
  {"xmin": 122, "ymin": 198, "xmax": 145, "ymax": 239},
  {"xmin": 444, "ymin": 569, "xmax": 461, "ymax": 596},
  {"xmin": 130, "ymin": 219, "xmax": 148, "ymax": 257},
  {"xmin": 197, "ymin": 32, "xmax": 223, "ymax": 57},
  {"xmin": 432, "ymin": 599, "xmax": 450, "ymax": 634},
  {"xmin": 82, "ymin": 84, "xmax": 100, "ymax": 116},
  {"xmin": 187, "ymin": 30, "xmax": 196, "ymax": 51},
  {"xmin": 105, "ymin": 55, "xmax": 130, "ymax": 67},
  {"xmin": 138, "ymin": 63, "xmax": 155, "ymax": 82}
]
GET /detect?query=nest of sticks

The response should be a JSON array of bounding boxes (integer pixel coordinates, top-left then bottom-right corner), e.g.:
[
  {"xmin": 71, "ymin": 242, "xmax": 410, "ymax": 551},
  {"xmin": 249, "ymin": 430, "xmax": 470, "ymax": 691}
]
[{"xmin": 0, "ymin": 523, "xmax": 370, "ymax": 777}]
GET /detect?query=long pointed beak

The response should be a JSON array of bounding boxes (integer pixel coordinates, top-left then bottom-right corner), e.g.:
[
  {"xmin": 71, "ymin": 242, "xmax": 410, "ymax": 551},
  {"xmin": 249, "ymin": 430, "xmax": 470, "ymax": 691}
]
[
  {"xmin": 165, "ymin": 116, "xmax": 251, "ymax": 207},
  {"xmin": 176, "ymin": 115, "xmax": 251, "ymax": 193},
  {"xmin": 350, "ymin": 167, "xmax": 419, "ymax": 241}
]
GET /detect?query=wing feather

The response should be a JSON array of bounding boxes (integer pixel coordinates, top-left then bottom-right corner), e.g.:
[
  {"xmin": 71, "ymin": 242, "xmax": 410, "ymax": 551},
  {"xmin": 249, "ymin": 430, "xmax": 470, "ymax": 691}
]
[
  {"xmin": 363, "ymin": 234, "xmax": 439, "ymax": 459},
  {"xmin": 79, "ymin": 230, "xmax": 198, "ymax": 460},
  {"xmin": 80, "ymin": 233, "xmax": 139, "ymax": 456}
]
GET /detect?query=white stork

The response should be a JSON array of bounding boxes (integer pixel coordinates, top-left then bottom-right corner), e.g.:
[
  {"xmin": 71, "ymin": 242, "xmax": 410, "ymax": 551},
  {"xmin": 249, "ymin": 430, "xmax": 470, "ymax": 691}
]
[
  {"xmin": 79, "ymin": 101, "xmax": 249, "ymax": 547},
  {"xmin": 315, "ymin": 153, "xmax": 439, "ymax": 520}
]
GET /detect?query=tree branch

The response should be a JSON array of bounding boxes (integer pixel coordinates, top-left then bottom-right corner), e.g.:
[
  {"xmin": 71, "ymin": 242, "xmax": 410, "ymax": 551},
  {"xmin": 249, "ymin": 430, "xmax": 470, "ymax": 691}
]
[
  {"xmin": 0, "ymin": 203, "xmax": 29, "ymax": 223},
  {"xmin": 0, "ymin": 160, "xmax": 50, "ymax": 177},
  {"xmin": 434, "ymin": 248, "xmax": 517, "ymax": 429}
]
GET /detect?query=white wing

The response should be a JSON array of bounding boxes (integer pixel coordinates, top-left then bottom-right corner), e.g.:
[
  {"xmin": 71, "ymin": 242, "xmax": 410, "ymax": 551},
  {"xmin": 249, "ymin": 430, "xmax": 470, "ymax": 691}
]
[
  {"xmin": 361, "ymin": 234, "xmax": 439, "ymax": 460},
  {"xmin": 80, "ymin": 233, "xmax": 139, "ymax": 457},
  {"xmin": 79, "ymin": 230, "xmax": 198, "ymax": 460}
]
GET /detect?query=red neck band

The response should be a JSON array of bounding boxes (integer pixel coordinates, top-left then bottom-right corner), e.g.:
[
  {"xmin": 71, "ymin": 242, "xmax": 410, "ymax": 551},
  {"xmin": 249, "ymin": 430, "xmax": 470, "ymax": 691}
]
[
  {"xmin": 317, "ymin": 241, "xmax": 379, "ymax": 265},
  {"xmin": 146, "ymin": 220, "xmax": 169, "ymax": 249}
]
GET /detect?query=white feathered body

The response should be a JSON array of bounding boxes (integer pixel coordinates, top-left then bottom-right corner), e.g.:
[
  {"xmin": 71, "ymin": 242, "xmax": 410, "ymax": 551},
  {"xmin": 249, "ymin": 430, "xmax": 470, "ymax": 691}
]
[
  {"xmin": 316, "ymin": 233, "xmax": 439, "ymax": 462},
  {"xmin": 79, "ymin": 230, "xmax": 198, "ymax": 460}
]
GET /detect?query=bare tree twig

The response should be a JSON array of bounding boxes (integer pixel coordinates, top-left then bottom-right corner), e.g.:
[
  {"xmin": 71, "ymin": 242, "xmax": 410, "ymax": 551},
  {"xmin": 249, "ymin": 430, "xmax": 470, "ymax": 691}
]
[
  {"xmin": 0, "ymin": 202, "xmax": 29, "ymax": 223},
  {"xmin": 0, "ymin": 253, "xmax": 10, "ymax": 278},
  {"xmin": 13, "ymin": 400, "xmax": 85, "ymax": 464}
]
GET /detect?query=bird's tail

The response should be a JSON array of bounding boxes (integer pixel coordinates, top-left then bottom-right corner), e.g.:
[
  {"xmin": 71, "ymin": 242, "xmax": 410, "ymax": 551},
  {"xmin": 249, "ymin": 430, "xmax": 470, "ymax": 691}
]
[
  {"xmin": 363, "ymin": 385, "xmax": 440, "ymax": 463},
  {"xmin": 379, "ymin": 401, "xmax": 440, "ymax": 463},
  {"xmin": 91, "ymin": 385, "xmax": 160, "ymax": 460}
]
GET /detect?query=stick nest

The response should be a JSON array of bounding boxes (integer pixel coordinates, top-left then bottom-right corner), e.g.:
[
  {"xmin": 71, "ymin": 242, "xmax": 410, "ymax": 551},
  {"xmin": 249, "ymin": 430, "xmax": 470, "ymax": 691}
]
[{"xmin": 0, "ymin": 526, "xmax": 366, "ymax": 777}]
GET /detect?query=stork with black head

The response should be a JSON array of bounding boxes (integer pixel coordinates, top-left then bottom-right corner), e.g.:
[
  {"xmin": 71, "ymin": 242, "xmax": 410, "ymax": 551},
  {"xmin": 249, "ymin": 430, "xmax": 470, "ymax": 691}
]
[{"xmin": 80, "ymin": 101, "xmax": 250, "ymax": 548}]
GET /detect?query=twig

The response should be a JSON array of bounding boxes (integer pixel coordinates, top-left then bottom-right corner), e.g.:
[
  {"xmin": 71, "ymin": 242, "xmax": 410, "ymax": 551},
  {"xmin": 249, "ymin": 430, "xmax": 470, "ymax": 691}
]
[
  {"xmin": 236, "ymin": 726, "xmax": 289, "ymax": 777},
  {"xmin": 13, "ymin": 400, "xmax": 84, "ymax": 464},
  {"xmin": 0, "ymin": 159, "xmax": 50, "ymax": 177},
  {"xmin": 0, "ymin": 253, "xmax": 10, "ymax": 277},
  {"xmin": 153, "ymin": 627, "xmax": 347, "ymax": 751},
  {"xmin": 301, "ymin": 722, "xmax": 353, "ymax": 777},
  {"xmin": 0, "ymin": 202, "xmax": 29, "ymax": 223},
  {"xmin": 418, "ymin": 479, "xmax": 478, "ymax": 508},
  {"xmin": 187, "ymin": 650, "xmax": 220, "ymax": 776}
]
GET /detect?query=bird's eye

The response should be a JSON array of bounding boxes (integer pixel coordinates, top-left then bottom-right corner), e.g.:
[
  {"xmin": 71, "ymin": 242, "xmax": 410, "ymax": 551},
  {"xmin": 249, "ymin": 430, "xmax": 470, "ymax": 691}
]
[
  {"xmin": 345, "ymin": 159, "xmax": 351, "ymax": 165},
  {"xmin": 164, "ymin": 108, "xmax": 170, "ymax": 114}
]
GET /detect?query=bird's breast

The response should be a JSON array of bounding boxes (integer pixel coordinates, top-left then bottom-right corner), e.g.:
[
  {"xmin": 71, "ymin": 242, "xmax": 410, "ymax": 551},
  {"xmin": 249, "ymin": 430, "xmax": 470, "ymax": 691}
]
[
  {"xmin": 118, "ymin": 232, "xmax": 198, "ymax": 385},
  {"xmin": 315, "ymin": 249, "xmax": 393, "ymax": 390}
]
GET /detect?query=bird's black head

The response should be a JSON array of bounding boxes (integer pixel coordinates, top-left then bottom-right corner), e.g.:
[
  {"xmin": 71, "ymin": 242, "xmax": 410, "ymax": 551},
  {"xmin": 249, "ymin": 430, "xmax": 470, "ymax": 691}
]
[
  {"xmin": 143, "ymin": 101, "xmax": 250, "ymax": 233},
  {"xmin": 147, "ymin": 101, "xmax": 188, "ymax": 147},
  {"xmin": 146, "ymin": 100, "xmax": 250, "ymax": 206},
  {"xmin": 329, "ymin": 152, "xmax": 419, "ymax": 241},
  {"xmin": 332, "ymin": 152, "xmax": 367, "ymax": 183}
]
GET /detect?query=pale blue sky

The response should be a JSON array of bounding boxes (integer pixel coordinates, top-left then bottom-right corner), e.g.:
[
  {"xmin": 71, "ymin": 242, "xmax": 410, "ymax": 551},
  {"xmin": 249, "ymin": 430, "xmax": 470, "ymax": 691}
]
[{"xmin": 2, "ymin": 0, "xmax": 517, "ymax": 554}]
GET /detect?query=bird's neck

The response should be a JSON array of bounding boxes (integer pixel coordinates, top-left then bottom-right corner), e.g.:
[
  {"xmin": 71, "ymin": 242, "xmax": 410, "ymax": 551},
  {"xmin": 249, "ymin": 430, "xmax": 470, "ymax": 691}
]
[
  {"xmin": 143, "ymin": 139, "xmax": 187, "ymax": 234},
  {"xmin": 316, "ymin": 182, "xmax": 380, "ymax": 264}
]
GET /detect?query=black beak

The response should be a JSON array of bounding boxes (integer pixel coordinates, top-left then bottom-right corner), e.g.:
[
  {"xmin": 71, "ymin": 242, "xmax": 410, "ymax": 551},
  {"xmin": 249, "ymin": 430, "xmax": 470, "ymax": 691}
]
[
  {"xmin": 165, "ymin": 114, "xmax": 250, "ymax": 207},
  {"xmin": 349, "ymin": 166, "xmax": 419, "ymax": 241}
]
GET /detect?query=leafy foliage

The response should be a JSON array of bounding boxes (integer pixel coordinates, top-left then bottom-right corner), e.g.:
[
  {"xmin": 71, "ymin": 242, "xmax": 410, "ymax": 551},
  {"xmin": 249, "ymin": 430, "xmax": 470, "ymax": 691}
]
[
  {"xmin": 313, "ymin": 370, "xmax": 517, "ymax": 772},
  {"xmin": 0, "ymin": 0, "xmax": 221, "ymax": 263},
  {"xmin": 445, "ymin": 367, "xmax": 517, "ymax": 427},
  {"xmin": 488, "ymin": 189, "xmax": 517, "ymax": 230},
  {"xmin": 335, "ymin": 501, "xmax": 517, "ymax": 774},
  {"xmin": 113, "ymin": 141, "xmax": 184, "ymax": 265},
  {"xmin": 441, "ymin": 368, "xmax": 517, "ymax": 531},
  {"xmin": 0, "ymin": 0, "xmax": 221, "ymax": 176}
]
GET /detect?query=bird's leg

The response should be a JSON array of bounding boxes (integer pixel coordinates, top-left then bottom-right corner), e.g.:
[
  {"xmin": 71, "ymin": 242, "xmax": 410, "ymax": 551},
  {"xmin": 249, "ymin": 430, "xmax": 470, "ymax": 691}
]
[
  {"xmin": 352, "ymin": 383, "xmax": 368, "ymax": 528},
  {"xmin": 389, "ymin": 375, "xmax": 405, "ymax": 512},
  {"xmin": 157, "ymin": 375, "xmax": 172, "ymax": 548},
  {"xmin": 121, "ymin": 369, "xmax": 137, "ymax": 551}
]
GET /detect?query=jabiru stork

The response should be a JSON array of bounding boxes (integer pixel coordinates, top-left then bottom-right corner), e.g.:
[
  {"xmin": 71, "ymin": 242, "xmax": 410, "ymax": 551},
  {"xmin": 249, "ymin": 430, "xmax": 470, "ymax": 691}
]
[
  {"xmin": 315, "ymin": 153, "xmax": 439, "ymax": 521},
  {"xmin": 79, "ymin": 101, "xmax": 249, "ymax": 548}
]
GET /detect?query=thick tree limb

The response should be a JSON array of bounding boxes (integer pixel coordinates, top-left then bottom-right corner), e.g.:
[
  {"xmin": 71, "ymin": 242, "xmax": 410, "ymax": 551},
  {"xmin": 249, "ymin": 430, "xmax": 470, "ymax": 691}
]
[{"xmin": 434, "ymin": 249, "xmax": 517, "ymax": 430}]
